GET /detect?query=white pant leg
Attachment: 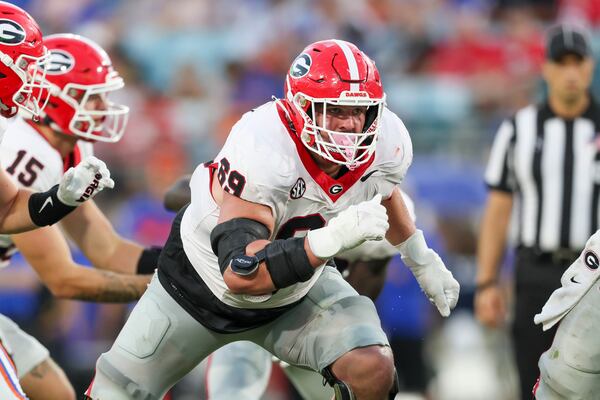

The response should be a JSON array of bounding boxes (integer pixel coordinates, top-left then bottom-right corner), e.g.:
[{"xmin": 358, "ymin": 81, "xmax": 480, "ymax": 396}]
[
  {"xmin": 0, "ymin": 341, "xmax": 27, "ymax": 400},
  {"xmin": 86, "ymin": 275, "xmax": 237, "ymax": 400},
  {"xmin": 207, "ymin": 342, "xmax": 271, "ymax": 400}
]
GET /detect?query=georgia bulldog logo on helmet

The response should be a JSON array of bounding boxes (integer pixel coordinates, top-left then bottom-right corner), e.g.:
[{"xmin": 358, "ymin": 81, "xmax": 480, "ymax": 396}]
[
  {"xmin": 45, "ymin": 49, "xmax": 75, "ymax": 75},
  {"xmin": 0, "ymin": 2, "xmax": 52, "ymax": 117},
  {"xmin": 0, "ymin": 19, "xmax": 26, "ymax": 45},
  {"xmin": 290, "ymin": 54, "xmax": 311, "ymax": 78},
  {"xmin": 283, "ymin": 39, "xmax": 385, "ymax": 170}
]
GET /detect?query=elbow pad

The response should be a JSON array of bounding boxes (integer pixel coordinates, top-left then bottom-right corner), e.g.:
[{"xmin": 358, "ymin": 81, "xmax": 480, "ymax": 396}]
[{"xmin": 210, "ymin": 218, "xmax": 270, "ymax": 274}]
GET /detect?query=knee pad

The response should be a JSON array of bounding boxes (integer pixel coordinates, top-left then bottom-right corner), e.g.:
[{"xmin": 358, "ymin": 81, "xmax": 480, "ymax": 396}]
[
  {"xmin": 322, "ymin": 366, "xmax": 400, "ymax": 400},
  {"xmin": 89, "ymin": 357, "xmax": 161, "ymax": 400}
]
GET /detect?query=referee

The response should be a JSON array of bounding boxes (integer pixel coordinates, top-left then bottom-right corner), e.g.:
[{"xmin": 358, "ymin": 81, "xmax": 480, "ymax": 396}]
[{"xmin": 475, "ymin": 24, "xmax": 599, "ymax": 400}]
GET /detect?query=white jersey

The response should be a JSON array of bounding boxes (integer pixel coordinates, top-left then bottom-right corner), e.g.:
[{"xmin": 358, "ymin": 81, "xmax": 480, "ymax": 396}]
[
  {"xmin": 0, "ymin": 117, "xmax": 7, "ymax": 144},
  {"xmin": 0, "ymin": 116, "xmax": 19, "ymax": 145},
  {"xmin": 181, "ymin": 100, "xmax": 412, "ymax": 309},
  {"xmin": 0, "ymin": 117, "xmax": 93, "ymax": 267}
]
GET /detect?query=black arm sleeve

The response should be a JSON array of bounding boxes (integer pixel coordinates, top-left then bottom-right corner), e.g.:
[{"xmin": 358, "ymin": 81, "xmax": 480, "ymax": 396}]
[
  {"xmin": 28, "ymin": 184, "xmax": 76, "ymax": 227},
  {"xmin": 210, "ymin": 218, "xmax": 270, "ymax": 274}
]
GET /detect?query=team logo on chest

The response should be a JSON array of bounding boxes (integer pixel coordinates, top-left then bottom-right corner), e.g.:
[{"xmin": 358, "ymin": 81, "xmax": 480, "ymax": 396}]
[
  {"xmin": 290, "ymin": 177, "xmax": 306, "ymax": 199},
  {"xmin": 584, "ymin": 250, "xmax": 599, "ymax": 270},
  {"xmin": 329, "ymin": 184, "xmax": 343, "ymax": 195}
]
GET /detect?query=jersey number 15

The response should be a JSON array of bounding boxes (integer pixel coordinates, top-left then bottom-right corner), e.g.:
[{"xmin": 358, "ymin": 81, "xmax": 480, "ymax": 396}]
[{"xmin": 6, "ymin": 150, "xmax": 45, "ymax": 187}]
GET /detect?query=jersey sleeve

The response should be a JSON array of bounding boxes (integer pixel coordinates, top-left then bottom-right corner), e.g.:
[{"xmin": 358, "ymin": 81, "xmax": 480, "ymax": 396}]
[
  {"xmin": 484, "ymin": 119, "xmax": 516, "ymax": 193},
  {"xmin": 372, "ymin": 109, "xmax": 413, "ymax": 199},
  {"xmin": 212, "ymin": 108, "xmax": 291, "ymax": 215},
  {"xmin": 0, "ymin": 121, "xmax": 63, "ymax": 192}
]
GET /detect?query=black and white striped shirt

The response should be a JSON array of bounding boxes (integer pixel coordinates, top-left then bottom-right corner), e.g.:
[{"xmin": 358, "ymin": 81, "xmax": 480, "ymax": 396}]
[{"xmin": 485, "ymin": 99, "xmax": 600, "ymax": 251}]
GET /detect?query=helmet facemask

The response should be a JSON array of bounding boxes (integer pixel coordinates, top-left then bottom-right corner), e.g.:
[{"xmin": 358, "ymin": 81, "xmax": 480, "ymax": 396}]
[
  {"xmin": 293, "ymin": 91, "xmax": 384, "ymax": 170},
  {"xmin": 1, "ymin": 49, "xmax": 52, "ymax": 117},
  {"xmin": 50, "ymin": 72, "xmax": 129, "ymax": 143}
]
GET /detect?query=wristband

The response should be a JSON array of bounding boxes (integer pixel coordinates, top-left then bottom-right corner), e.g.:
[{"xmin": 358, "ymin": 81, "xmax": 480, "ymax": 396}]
[{"xmin": 28, "ymin": 185, "xmax": 76, "ymax": 227}]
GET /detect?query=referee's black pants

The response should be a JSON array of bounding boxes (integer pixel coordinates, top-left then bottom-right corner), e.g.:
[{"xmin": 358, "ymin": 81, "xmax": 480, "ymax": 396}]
[{"xmin": 512, "ymin": 248, "xmax": 575, "ymax": 400}]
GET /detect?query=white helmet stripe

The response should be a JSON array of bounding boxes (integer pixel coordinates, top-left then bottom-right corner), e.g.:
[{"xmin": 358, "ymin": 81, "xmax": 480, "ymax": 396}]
[{"xmin": 334, "ymin": 40, "xmax": 360, "ymax": 92}]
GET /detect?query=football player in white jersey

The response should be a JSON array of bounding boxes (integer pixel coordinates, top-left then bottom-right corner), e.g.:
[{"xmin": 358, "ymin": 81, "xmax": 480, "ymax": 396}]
[
  {"xmin": 532, "ymin": 230, "xmax": 600, "ymax": 399},
  {"xmin": 86, "ymin": 39, "xmax": 459, "ymax": 400},
  {"xmin": 0, "ymin": 4, "xmax": 114, "ymax": 400},
  {"xmin": 0, "ymin": 2, "xmax": 113, "ymax": 235},
  {"xmin": 0, "ymin": 34, "xmax": 160, "ymax": 400},
  {"xmin": 164, "ymin": 177, "xmax": 416, "ymax": 399}
]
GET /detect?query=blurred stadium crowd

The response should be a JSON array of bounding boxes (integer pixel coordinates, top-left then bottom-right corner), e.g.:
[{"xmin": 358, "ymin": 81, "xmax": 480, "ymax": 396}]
[{"xmin": 1, "ymin": 0, "xmax": 599, "ymax": 399}]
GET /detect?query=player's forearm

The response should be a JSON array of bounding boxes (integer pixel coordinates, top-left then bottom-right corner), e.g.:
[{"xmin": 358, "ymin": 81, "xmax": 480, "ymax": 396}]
[
  {"xmin": 96, "ymin": 239, "xmax": 144, "ymax": 274},
  {"xmin": 49, "ymin": 266, "xmax": 150, "ymax": 302},
  {"xmin": 0, "ymin": 188, "xmax": 36, "ymax": 234},
  {"xmin": 223, "ymin": 238, "xmax": 323, "ymax": 295},
  {"xmin": 476, "ymin": 192, "xmax": 513, "ymax": 284},
  {"xmin": 382, "ymin": 187, "xmax": 416, "ymax": 246}
]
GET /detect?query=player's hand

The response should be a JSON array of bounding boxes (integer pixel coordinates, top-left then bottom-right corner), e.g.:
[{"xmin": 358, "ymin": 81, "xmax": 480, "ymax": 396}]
[
  {"xmin": 474, "ymin": 285, "xmax": 506, "ymax": 328},
  {"xmin": 57, "ymin": 156, "xmax": 114, "ymax": 206},
  {"xmin": 398, "ymin": 230, "xmax": 460, "ymax": 317},
  {"xmin": 307, "ymin": 194, "xmax": 389, "ymax": 259}
]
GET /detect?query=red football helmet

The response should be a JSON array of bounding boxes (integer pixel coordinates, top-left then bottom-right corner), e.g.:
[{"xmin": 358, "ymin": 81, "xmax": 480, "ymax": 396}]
[
  {"xmin": 284, "ymin": 39, "xmax": 385, "ymax": 169},
  {"xmin": 40, "ymin": 33, "xmax": 128, "ymax": 142},
  {"xmin": 0, "ymin": 1, "xmax": 51, "ymax": 117}
]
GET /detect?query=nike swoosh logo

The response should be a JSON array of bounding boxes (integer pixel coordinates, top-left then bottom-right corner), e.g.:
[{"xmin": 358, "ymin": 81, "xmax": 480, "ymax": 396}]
[
  {"xmin": 360, "ymin": 169, "xmax": 378, "ymax": 182},
  {"xmin": 570, "ymin": 276, "xmax": 580, "ymax": 284},
  {"xmin": 38, "ymin": 196, "xmax": 53, "ymax": 213}
]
